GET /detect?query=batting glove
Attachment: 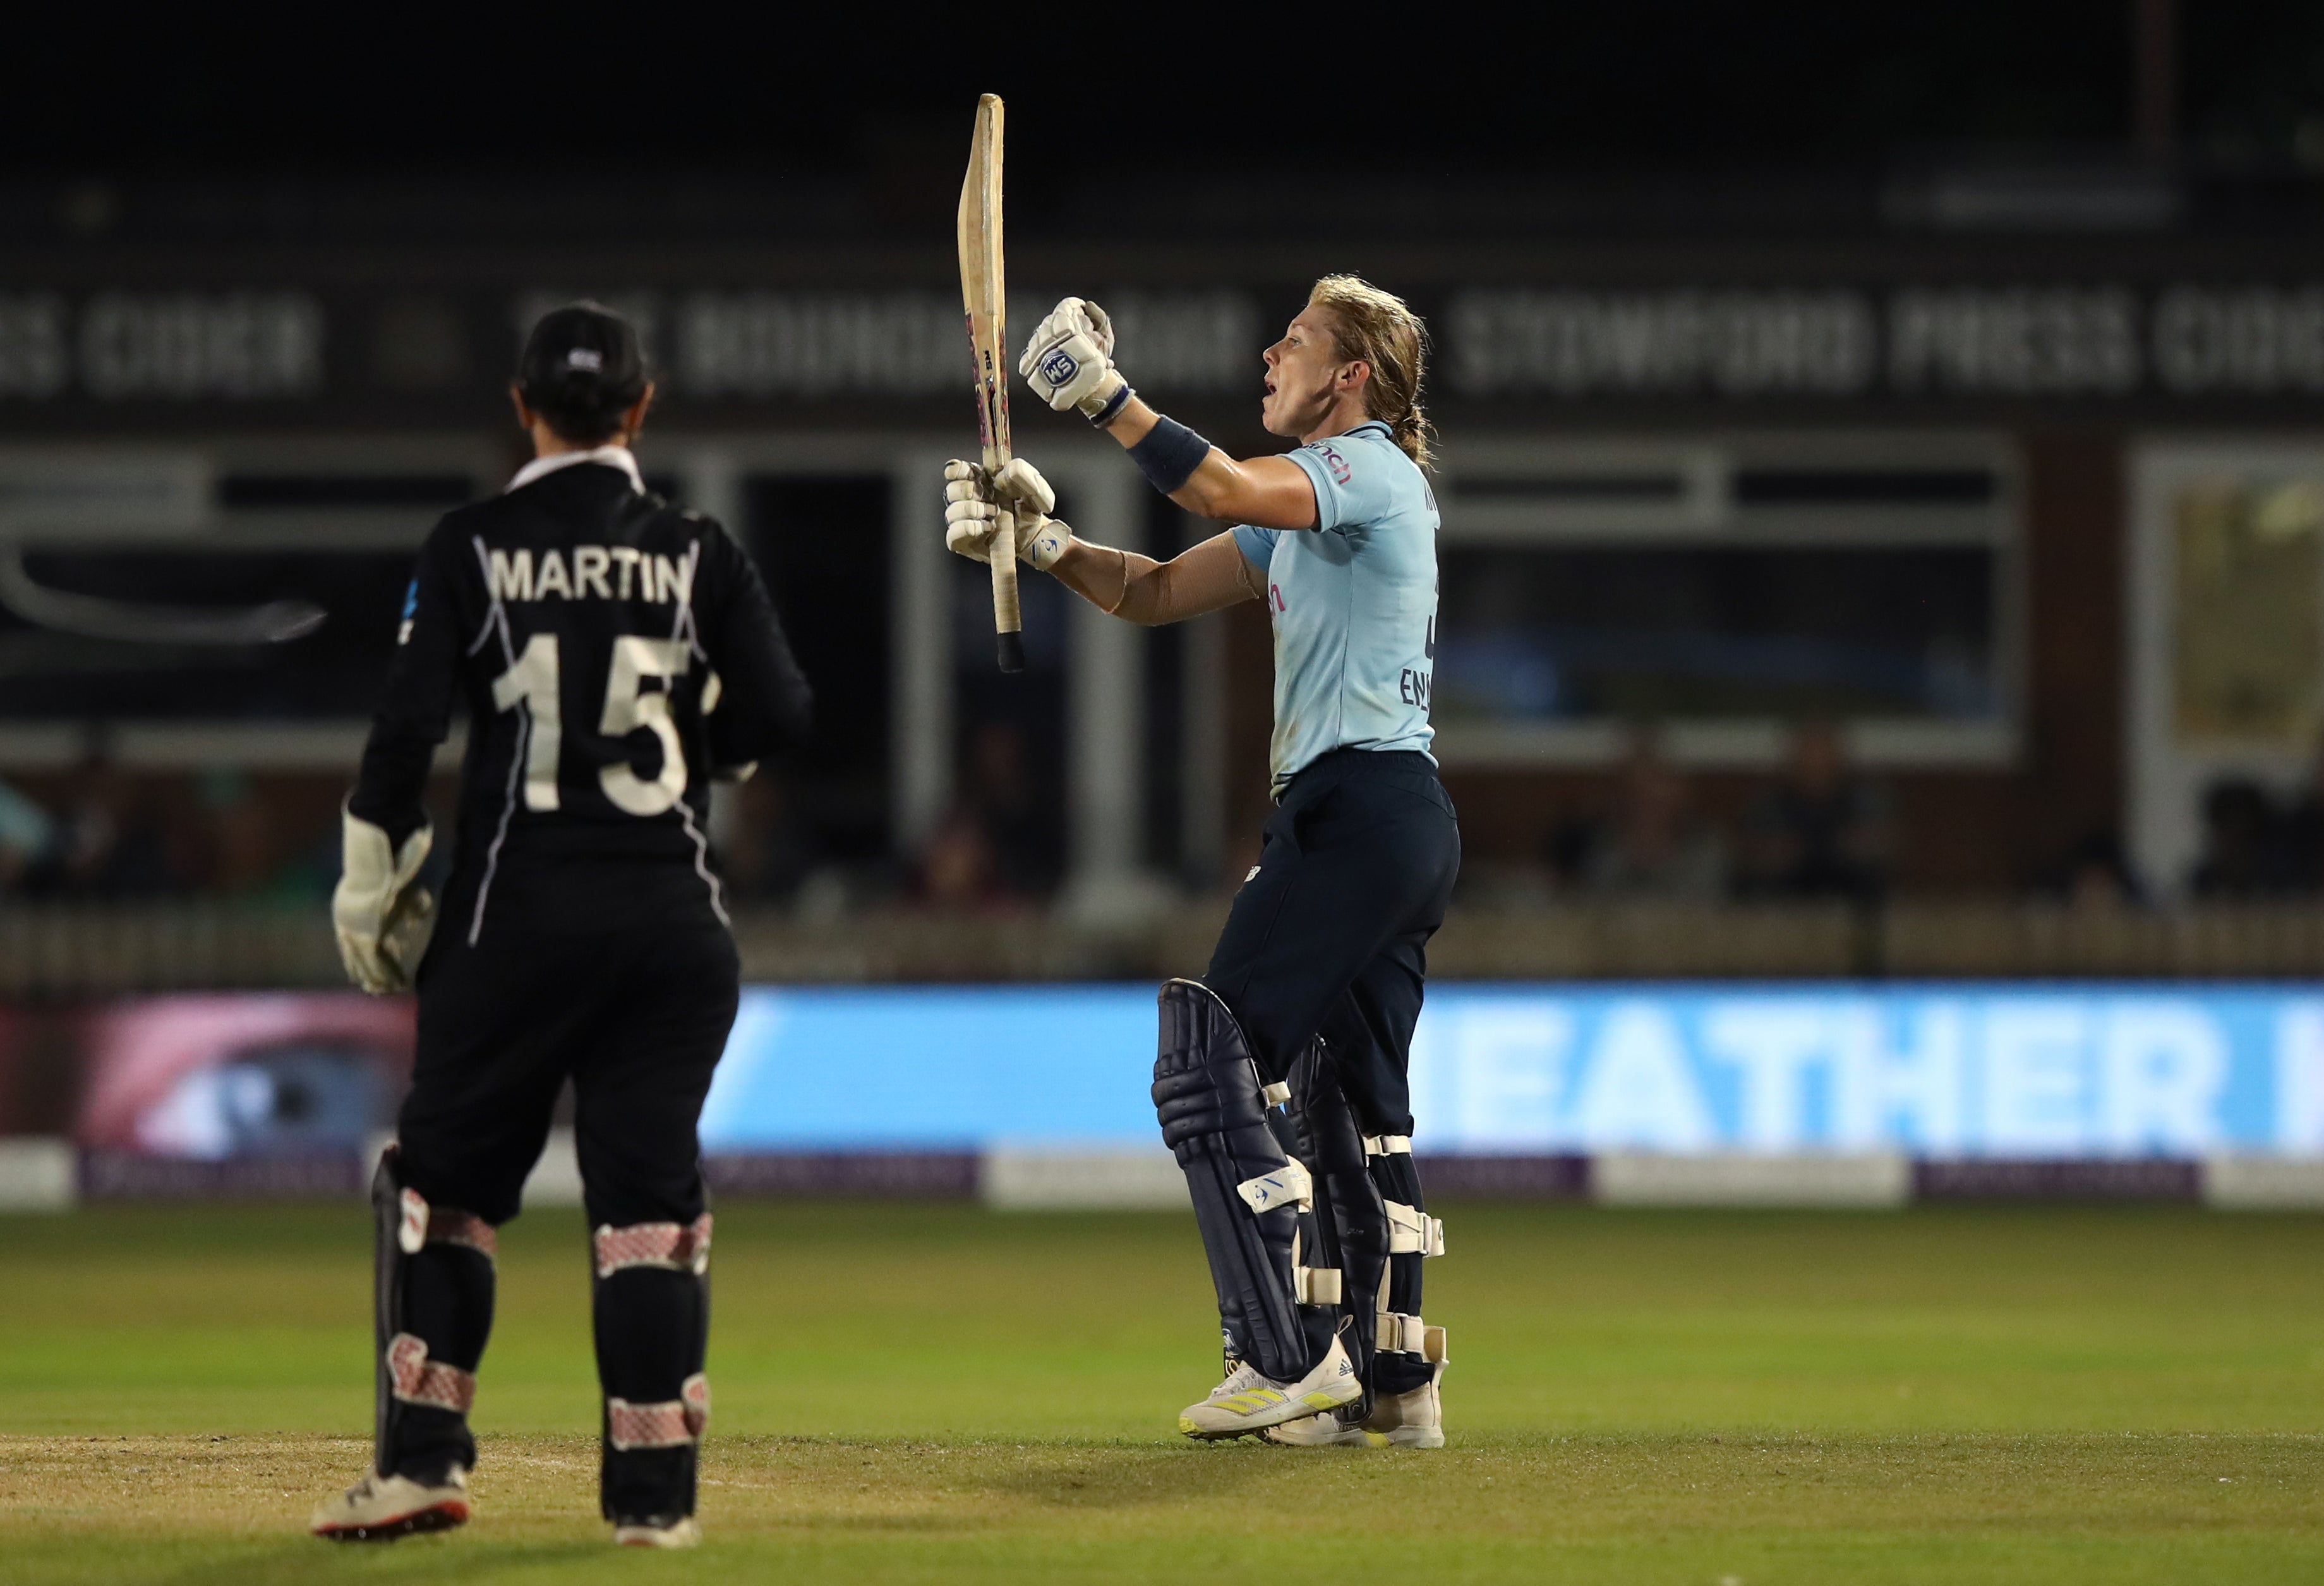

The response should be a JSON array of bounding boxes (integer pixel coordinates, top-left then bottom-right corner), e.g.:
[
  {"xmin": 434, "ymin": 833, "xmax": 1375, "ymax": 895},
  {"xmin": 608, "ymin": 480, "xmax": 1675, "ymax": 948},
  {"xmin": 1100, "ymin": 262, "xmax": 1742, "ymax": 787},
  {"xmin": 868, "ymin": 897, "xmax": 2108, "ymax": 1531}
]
[
  {"xmin": 1018, "ymin": 298, "xmax": 1131, "ymax": 424},
  {"xmin": 333, "ymin": 809, "xmax": 437, "ymax": 995},
  {"xmin": 944, "ymin": 459, "xmax": 1072, "ymax": 571}
]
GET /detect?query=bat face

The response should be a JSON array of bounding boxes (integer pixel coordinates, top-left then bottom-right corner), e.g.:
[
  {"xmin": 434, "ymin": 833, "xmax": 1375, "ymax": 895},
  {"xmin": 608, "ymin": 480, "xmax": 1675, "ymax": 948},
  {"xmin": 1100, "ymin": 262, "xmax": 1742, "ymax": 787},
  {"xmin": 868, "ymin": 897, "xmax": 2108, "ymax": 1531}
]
[
  {"xmin": 957, "ymin": 92, "xmax": 1023, "ymax": 671},
  {"xmin": 957, "ymin": 94, "xmax": 1009, "ymax": 472}
]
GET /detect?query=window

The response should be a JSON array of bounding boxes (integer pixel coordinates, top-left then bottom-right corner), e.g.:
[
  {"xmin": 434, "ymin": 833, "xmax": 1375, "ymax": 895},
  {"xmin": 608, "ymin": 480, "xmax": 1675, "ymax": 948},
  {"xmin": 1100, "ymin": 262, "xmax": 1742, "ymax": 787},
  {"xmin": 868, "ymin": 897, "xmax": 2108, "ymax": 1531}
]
[{"xmin": 1432, "ymin": 436, "xmax": 2018, "ymax": 766}]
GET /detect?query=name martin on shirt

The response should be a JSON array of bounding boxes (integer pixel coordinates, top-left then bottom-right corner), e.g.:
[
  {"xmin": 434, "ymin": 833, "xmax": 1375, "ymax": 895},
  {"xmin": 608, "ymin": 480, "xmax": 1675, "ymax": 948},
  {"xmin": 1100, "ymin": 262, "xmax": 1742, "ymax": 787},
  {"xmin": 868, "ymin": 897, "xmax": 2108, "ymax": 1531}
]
[{"xmin": 484, "ymin": 544, "xmax": 697, "ymax": 605}]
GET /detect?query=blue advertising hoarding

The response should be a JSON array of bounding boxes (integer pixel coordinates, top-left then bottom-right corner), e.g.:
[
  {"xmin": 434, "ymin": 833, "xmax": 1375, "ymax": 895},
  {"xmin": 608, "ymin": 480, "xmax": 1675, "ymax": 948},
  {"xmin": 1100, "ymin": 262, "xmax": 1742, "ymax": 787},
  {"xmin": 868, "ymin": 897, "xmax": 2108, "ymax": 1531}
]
[{"xmin": 697, "ymin": 984, "xmax": 2324, "ymax": 1157}]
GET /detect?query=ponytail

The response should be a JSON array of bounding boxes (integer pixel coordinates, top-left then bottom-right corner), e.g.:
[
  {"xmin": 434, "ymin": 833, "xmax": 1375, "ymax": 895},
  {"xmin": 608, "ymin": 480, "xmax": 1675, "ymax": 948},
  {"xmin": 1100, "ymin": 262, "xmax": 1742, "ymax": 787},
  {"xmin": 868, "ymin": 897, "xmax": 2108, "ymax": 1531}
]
[{"xmin": 1306, "ymin": 274, "xmax": 1435, "ymax": 471}]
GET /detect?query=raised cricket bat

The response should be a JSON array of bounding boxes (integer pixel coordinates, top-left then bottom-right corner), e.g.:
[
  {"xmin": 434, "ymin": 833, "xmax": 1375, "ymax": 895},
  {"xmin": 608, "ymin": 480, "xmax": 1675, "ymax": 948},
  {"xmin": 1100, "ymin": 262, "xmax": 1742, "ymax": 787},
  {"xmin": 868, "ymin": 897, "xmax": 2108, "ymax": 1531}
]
[{"xmin": 957, "ymin": 92, "xmax": 1024, "ymax": 674}]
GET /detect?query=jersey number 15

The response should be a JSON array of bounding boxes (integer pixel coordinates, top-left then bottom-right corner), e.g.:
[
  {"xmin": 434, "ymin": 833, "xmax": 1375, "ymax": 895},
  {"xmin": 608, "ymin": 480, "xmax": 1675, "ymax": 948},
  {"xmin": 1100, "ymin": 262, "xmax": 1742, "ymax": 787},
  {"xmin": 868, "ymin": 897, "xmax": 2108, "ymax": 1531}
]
[{"xmin": 490, "ymin": 634, "xmax": 692, "ymax": 817}]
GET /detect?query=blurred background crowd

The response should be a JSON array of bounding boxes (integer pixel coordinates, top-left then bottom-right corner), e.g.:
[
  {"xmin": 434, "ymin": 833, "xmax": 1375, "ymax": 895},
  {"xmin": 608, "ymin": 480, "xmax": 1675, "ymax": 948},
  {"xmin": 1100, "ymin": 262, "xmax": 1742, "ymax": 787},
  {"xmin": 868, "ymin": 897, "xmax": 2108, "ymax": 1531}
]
[
  {"xmin": 0, "ymin": 0, "xmax": 2318, "ymax": 984},
  {"xmin": 5, "ymin": 715, "xmax": 2320, "ymax": 916}
]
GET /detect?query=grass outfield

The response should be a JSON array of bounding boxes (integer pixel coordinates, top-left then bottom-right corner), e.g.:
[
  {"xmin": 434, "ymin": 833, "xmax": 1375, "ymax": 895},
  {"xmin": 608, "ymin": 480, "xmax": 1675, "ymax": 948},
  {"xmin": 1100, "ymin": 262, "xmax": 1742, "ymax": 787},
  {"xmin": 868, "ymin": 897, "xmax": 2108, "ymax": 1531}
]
[{"xmin": 1, "ymin": 1201, "xmax": 2320, "ymax": 1582}]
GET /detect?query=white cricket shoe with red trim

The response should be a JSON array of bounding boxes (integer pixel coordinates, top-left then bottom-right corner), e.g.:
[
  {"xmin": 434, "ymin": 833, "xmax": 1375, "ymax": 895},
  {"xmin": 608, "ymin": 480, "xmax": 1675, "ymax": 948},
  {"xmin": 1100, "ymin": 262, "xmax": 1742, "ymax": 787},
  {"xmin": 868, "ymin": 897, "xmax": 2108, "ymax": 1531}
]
[
  {"xmin": 614, "ymin": 1516, "xmax": 702, "ymax": 1547},
  {"xmin": 309, "ymin": 1466, "xmax": 470, "ymax": 1541}
]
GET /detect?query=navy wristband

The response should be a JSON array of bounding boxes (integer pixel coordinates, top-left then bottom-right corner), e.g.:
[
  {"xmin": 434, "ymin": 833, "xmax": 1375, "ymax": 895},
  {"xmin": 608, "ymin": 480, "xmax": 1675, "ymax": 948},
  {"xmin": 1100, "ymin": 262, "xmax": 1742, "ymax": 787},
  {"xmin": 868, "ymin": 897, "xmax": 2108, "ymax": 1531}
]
[{"xmin": 1128, "ymin": 414, "xmax": 1212, "ymax": 495}]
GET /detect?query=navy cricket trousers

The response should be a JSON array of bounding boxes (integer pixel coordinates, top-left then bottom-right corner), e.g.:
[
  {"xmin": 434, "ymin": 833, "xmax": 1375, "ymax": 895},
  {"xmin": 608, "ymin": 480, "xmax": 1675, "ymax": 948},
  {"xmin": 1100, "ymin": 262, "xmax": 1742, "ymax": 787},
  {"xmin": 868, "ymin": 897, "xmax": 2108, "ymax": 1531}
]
[{"xmin": 1205, "ymin": 749, "xmax": 1461, "ymax": 1136}]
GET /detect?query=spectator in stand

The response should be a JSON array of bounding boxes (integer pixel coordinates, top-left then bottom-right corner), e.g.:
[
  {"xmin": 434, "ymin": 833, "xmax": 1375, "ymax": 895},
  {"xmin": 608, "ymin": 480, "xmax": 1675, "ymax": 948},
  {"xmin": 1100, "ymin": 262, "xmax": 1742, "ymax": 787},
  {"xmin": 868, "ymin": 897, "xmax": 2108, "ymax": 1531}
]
[
  {"xmin": 2050, "ymin": 830, "xmax": 2142, "ymax": 912},
  {"xmin": 1735, "ymin": 721, "xmax": 1889, "ymax": 902},
  {"xmin": 2191, "ymin": 778, "xmax": 2285, "ymax": 899},
  {"xmin": 2275, "ymin": 743, "xmax": 2324, "ymax": 895},
  {"xmin": 1580, "ymin": 729, "xmax": 1726, "ymax": 900},
  {"xmin": 960, "ymin": 721, "xmax": 1061, "ymax": 901},
  {"xmin": 188, "ymin": 770, "xmax": 335, "ymax": 904},
  {"xmin": 0, "ymin": 776, "xmax": 54, "ymax": 893},
  {"xmin": 716, "ymin": 775, "xmax": 814, "ymax": 906},
  {"xmin": 48, "ymin": 755, "xmax": 176, "ymax": 897},
  {"xmin": 918, "ymin": 806, "xmax": 1006, "ymax": 909}
]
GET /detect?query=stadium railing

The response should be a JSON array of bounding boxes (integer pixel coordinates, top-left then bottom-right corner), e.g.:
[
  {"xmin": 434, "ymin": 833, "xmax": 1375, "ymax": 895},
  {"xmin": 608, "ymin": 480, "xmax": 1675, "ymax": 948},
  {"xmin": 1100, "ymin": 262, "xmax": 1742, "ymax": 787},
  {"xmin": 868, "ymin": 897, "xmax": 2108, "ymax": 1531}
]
[{"xmin": 8, "ymin": 899, "xmax": 2324, "ymax": 995}]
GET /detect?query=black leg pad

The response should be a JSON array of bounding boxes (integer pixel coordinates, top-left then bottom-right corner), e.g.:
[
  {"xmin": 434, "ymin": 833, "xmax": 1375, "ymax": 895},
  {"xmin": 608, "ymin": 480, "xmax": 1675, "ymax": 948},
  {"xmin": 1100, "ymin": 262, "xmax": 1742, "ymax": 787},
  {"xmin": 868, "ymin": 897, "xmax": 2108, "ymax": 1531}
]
[
  {"xmin": 1152, "ymin": 979, "xmax": 1313, "ymax": 1384},
  {"xmin": 591, "ymin": 1216, "xmax": 712, "ymax": 1522},
  {"xmin": 1369, "ymin": 1145, "xmax": 1438, "ymax": 1396},
  {"xmin": 1266, "ymin": 1103, "xmax": 1343, "ymax": 1367},
  {"xmin": 1293, "ymin": 1042, "xmax": 1388, "ymax": 1408},
  {"xmin": 372, "ymin": 1146, "xmax": 495, "ymax": 1484}
]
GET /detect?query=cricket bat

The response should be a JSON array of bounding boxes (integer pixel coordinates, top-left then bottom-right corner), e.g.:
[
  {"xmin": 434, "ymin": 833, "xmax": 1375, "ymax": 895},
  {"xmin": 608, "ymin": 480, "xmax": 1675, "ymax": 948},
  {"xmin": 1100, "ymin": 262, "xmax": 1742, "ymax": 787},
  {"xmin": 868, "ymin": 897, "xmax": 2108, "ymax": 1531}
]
[{"xmin": 957, "ymin": 92, "xmax": 1024, "ymax": 674}]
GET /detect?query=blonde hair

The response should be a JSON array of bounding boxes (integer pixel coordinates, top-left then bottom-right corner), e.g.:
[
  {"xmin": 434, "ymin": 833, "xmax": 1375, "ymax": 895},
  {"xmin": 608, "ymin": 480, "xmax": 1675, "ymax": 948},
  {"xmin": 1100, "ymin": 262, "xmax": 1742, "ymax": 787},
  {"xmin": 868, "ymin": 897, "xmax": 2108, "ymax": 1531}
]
[{"xmin": 1306, "ymin": 274, "xmax": 1434, "ymax": 471}]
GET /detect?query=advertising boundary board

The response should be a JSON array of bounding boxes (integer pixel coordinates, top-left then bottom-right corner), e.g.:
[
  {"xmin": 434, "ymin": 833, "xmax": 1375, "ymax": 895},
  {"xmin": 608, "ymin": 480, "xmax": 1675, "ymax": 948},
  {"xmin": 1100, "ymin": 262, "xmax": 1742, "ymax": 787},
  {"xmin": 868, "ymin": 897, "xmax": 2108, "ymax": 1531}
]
[
  {"xmin": 699, "ymin": 982, "xmax": 2324, "ymax": 1160},
  {"xmin": 9, "ymin": 984, "xmax": 2324, "ymax": 1208}
]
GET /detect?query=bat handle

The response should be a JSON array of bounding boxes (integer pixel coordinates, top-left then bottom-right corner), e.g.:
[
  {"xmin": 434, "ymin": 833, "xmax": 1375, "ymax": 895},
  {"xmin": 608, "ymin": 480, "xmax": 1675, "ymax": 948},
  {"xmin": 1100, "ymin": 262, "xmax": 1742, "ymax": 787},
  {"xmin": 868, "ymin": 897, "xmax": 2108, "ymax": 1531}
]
[{"xmin": 989, "ymin": 511, "xmax": 1025, "ymax": 674}]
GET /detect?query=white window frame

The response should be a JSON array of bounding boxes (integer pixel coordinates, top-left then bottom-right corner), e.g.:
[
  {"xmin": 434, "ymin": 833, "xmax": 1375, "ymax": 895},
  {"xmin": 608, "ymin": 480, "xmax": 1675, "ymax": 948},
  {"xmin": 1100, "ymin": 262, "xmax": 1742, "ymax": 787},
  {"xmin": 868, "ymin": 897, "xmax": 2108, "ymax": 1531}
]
[{"xmin": 1431, "ymin": 430, "xmax": 2025, "ymax": 770}]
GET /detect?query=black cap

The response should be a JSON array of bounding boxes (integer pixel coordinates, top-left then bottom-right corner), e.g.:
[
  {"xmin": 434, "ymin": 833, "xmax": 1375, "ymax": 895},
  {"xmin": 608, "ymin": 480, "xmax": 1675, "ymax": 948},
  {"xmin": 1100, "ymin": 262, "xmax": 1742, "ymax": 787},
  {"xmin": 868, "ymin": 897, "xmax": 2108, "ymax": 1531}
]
[{"xmin": 517, "ymin": 301, "xmax": 647, "ymax": 408}]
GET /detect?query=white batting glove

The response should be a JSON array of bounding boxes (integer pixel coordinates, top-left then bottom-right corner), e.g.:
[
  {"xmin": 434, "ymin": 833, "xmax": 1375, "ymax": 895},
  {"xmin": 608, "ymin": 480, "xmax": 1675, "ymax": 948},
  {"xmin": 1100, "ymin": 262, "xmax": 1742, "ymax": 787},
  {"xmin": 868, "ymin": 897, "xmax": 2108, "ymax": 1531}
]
[
  {"xmin": 333, "ymin": 809, "xmax": 437, "ymax": 995},
  {"xmin": 943, "ymin": 460, "xmax": 1072, "ymax": 571},
  {"xmin": 1018, "ymin": 298, "xmax": 1130, "ymax": 423}
]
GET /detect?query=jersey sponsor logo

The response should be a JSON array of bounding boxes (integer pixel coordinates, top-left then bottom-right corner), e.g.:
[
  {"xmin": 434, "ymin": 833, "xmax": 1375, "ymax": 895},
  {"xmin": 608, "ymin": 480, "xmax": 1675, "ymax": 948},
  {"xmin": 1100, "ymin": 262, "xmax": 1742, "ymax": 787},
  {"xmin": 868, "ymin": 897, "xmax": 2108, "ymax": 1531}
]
[
  {"xmin": 484, "ymin": 544, "xmax": 695, "ymax": 605},
  {"xmin": 1304, "ymin": 441, "xmax": 1352, "ymax": 485}
]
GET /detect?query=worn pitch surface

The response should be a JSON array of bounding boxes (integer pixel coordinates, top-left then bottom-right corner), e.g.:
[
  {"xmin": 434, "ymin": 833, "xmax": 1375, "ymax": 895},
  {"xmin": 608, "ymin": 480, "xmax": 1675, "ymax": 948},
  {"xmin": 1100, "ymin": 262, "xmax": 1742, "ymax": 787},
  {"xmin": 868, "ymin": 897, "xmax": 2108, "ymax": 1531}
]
[{"xmin": 1, "ymin": 1201, "xmax": 2320, "ymax": 1583}]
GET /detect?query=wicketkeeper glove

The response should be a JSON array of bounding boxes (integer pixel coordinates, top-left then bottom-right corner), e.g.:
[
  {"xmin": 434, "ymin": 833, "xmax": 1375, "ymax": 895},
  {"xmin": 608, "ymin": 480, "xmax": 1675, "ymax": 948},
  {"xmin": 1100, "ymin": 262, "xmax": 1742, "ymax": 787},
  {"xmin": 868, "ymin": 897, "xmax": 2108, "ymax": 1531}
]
[
  {"xmin": 1018, "ymin": 298, "xmax": 1131, "ymax": 424},
  {"xmin": 943, "ymin": 459, "xmax": 1072, "ymax": 571},
  {"xmin": 333, "ymin": 808, "xmax": 438, "ymax": 995}
]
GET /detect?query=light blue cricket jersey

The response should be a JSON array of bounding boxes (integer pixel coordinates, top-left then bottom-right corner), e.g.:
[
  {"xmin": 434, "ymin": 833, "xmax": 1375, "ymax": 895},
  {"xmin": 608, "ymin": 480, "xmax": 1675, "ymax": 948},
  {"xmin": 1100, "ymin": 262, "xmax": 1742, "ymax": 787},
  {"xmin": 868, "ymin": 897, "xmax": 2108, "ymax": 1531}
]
[{"xmin": 1231, "ymin": 420, "xmax": 1439, "ymax": 796}]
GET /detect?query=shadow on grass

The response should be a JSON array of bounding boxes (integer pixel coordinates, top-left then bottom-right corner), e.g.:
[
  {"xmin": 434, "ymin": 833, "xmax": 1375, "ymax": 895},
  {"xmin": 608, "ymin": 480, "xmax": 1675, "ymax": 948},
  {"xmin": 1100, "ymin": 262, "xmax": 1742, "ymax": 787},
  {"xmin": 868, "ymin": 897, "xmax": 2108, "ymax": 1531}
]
[
  {"xmin": 706, "ymin": 1431, "xmax": 1285, "ymax": 1515},
  {"xmin": 154, "ymin": 1535, "xmax": 609, "ymax": 1586},
  {"xmin": 972, "ymin": 1438, "xmax": 1293, "ymax": 1511}
]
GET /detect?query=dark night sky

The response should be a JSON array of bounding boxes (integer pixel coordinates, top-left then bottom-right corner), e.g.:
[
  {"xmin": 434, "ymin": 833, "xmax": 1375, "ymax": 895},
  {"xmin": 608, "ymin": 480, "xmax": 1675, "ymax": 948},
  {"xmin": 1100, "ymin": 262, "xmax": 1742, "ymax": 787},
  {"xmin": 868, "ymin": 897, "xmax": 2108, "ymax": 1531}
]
[{"xmin": 11, "ymin": 3, "xmax": 2323, "ymax": 180}]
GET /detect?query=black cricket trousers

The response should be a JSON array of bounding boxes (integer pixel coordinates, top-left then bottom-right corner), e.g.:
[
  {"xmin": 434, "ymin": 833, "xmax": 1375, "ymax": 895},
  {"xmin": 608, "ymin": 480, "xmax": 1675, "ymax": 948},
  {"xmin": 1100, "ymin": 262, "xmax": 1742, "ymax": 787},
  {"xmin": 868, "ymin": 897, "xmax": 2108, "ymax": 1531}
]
[{"xmin": 1205, "ymin": 748, "xmax": 1461, "ymax": 1134}]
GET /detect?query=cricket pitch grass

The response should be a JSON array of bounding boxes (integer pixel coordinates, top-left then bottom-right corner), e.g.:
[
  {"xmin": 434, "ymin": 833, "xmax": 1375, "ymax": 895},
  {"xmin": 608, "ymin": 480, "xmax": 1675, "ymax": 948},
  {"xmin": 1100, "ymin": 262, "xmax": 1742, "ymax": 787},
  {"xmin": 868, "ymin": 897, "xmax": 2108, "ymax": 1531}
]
[{"xmin": 1, "ymin": 1200, "xmax": 2320, "ymax": 1583}]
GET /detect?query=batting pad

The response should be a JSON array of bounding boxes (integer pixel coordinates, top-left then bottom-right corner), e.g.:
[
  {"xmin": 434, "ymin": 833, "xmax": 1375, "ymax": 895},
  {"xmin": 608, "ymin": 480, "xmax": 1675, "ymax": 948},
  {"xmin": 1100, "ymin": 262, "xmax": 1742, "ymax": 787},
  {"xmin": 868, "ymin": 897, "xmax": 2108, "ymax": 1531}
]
[{"xmin": 1152, "ymin": 979, "xmax": 1315, "ymax": 1385}]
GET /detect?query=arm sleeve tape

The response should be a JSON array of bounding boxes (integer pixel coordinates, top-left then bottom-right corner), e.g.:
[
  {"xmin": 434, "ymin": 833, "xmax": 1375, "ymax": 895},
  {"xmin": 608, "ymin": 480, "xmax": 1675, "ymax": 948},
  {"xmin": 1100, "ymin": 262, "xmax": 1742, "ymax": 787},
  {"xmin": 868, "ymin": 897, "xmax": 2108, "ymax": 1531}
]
[
  {"xmin": 1385, "ymin": 1199, "xmax": 1445, "ymax": 1257},
  {"xmin": 1236, "ymin": 1158, "xmax": 1313, "ymax": 1214}
]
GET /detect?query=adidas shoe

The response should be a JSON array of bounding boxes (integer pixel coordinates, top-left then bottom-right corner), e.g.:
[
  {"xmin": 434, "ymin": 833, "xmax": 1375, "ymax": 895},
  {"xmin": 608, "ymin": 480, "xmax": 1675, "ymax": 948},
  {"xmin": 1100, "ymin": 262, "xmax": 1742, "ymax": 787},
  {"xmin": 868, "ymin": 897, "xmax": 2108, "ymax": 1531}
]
[
  {"xmin": 1260, "ymin": 1406, "xmax": 1370, "ymax": 1446},
  {"xmin": 1177, "ymin": 1335, "xmax": 1361, "ymax": 1440},
  {"xmin": 613, "ymin": 1516, "xmax": 702, "ymax": 1547},
  {"xmin": 310, "ymin": 1466, "xmax": 470, "ymax": 1541}
]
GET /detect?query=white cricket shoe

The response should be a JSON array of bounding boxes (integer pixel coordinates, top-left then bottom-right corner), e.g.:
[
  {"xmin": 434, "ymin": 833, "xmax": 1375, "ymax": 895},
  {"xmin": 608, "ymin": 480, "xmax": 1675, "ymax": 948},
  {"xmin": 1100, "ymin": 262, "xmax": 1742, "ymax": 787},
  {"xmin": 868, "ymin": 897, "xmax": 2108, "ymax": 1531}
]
[
  {"xmin": 1177, "ymin": 1335, "xmax": 1361, "ymax": 1440},
  {"xmin": 614, "ymin": 1516, "xmax": 702, "ymax": 1547},
  {"xmin": 310, "ymin": 1465, "xmax": 470, "ymax": 1541},
  {"xmin": 1260, "ymin": 1407, "xmax": 1369, "ymax": 1446},
  {"xmin": 1362, "ymin": 1325, "xmax": 1448, "ymax": 1448}
]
